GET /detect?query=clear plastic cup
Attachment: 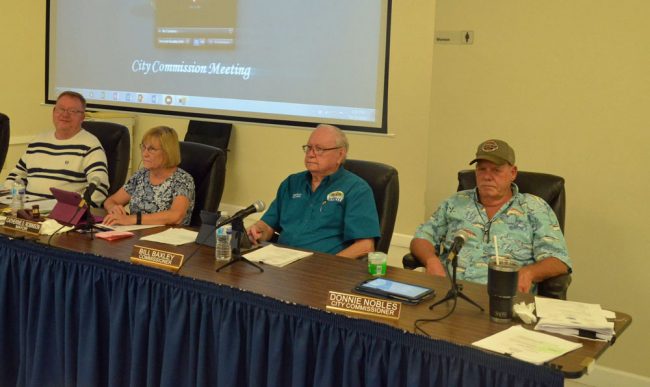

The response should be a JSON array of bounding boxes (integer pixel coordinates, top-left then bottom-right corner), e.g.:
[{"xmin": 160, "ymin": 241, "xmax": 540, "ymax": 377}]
[{"xmin": 368, "ymin": 252, "xmax": 387, "ymax": 276}]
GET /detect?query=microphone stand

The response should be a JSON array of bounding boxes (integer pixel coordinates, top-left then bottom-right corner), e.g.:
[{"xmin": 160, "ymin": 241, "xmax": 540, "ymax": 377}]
[
  {"xmin": 428, "ymin": 251, "xmax": 484, "ymax": 312},
  {"xmin": 82, "ymin": 207, "xmax": 96, "ymax": 240},
  {"xmin": 216, "ymin": 218, "xmax": 264, "ymax": 273},
  {"xmin": 79, "ymin": 193, "xmax": 96, "ymax": 240}
]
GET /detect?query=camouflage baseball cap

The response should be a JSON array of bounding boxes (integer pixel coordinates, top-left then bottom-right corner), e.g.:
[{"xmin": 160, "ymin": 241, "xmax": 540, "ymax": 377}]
[{"xmin": 469, "ymin": 139, "xmax": 515, "ymax": 165}]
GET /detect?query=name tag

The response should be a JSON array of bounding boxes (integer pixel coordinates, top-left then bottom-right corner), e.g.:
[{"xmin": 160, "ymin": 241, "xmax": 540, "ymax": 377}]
[
  {"xmin": 1, "ymin": 215, "xmax": 42, "ymax": 235},
  {"xmin": 326, "ymin": 291, "xmax": 401, "ymax": 320},
  {"xmin": 130, "ymin": 245, "xmax": 185, "ymax": 272}
]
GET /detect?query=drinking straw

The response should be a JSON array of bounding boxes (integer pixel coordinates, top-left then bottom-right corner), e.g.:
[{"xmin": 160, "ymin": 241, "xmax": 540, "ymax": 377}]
[{"xmin": 493, "ymin": 235, "xmax": 500, "ymax": 265}]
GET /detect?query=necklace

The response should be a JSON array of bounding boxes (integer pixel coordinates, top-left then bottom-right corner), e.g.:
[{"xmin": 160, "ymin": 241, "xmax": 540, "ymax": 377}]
[
  {"xmin": 473, "ymin": 200, "xmax": 494, "ymax": 243},
  {"xmin": 474, "ymin": 196, "xmax": 515, "ymax": 243}
]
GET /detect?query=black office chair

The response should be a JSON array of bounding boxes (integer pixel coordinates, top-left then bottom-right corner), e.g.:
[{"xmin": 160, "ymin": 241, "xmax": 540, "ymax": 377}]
[
  {"xmin": 178, "ymin": 141, "xmax": 227, "ymax": 227},
  {"xmin": 344, "ymin": 159, "xmax": 399, "ymax": 254},
  {"xmin": 184, "ymin": 120, "xmax": 232, "ymax": 159},
  {"xmin": 82, "ymin": 121, "xmax": 131, "ymax": 196},
  {"xmin": 403, "ymin": 170, "xmax": 571, "ymax": 299},
  {"xmin": 0, "ymin": 113, "xmax": 10, "ymax": 172}
]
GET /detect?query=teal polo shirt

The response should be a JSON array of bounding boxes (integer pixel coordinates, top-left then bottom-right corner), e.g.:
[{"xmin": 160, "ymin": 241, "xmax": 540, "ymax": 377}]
[{"xmin": 261, "ymin": 167, "xmax": 380, "ymax": 255}]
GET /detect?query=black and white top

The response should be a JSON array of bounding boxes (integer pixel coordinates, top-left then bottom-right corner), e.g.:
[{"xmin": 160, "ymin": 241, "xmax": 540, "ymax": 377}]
[
  {"xmin": 124, "ymin": 168, "xmax": 195, "ymax": 226},
  {"xmin": 6, "ymin": 130, "xmax": 109, "ymax": 205}
]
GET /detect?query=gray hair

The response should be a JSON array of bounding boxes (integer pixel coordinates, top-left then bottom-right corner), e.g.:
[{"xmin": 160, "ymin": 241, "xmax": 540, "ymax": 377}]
[{"xmin": 316, "ymin": 124, "xmax": 349, "ymax": 152}]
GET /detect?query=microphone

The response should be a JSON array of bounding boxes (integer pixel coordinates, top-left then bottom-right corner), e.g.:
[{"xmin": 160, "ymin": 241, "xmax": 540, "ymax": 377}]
[
  {"xmin": 83, "ymin": 182, "xmax": 97, "ymax": 208},
  {"xmin": 446, "ymin": 230, "xmax": 468, "ymax": 261},
  {"xmin": 184, "ymin": 202, "xmax": 265, "ymax": 267},
  {"xmin": 215, "ymin": 200, "xmax": 266, "ymax": 229}
]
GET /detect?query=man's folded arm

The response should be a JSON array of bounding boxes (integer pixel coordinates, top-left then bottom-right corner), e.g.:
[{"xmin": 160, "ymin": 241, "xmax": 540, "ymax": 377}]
[
  {"xmin": 517, "ymin": 256, "xmax": 570, "ymax": 293},
  {"xmin": 410, "ymin": 238, "xmax": 447, "ymax": 277},
  {"xmin": 337, "ymin": 238, "xmax": 375, "ymax": 259}
]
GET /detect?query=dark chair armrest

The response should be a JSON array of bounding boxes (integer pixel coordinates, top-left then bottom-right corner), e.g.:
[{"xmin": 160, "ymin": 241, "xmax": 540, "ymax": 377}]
[
  {"xmin": 406, "ymin": 252, "xmax": 571, "ymax": 300},
  {"xmin": 406, "ymin": 250, "xmax": 571, "ymax": 299},
  {"xmin": 402, "ymin": 253, "xmax": 423, "ymax": 270},
  {"xmin": 537, "ymin": 273, "xmax": 572, "ymax": 300}
]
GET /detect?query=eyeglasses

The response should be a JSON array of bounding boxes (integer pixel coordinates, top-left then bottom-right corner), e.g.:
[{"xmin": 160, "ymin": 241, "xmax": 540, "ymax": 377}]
[
  {"xmin": 302, "ymin": 145, "xmax": 342, "ymax": 155},
  {"xmin": 139, "ymin": 144, "xmax": 161, "ymax": 153},
  {"xmin": 54, "ymin": 107, "xmax": 84, "ymax": 116},
  {"xmin": 482, "ymin": 220, "xmax": 494, "ymax": 243}
]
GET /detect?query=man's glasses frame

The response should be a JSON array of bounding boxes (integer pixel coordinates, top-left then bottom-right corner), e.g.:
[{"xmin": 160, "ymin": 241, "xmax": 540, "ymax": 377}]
[
  {"xmin": 53, "ymin": 107, "xmax": 85, "ymax": 116},
  {"xmin": 302, "ymin": 145, "xmax": 342, "ymax": 155}
]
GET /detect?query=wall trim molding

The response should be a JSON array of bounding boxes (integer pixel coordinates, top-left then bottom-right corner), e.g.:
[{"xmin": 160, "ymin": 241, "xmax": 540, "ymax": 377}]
[
  {"xmin": 390, "ymin": 232, "xmax": 412, "ymax": 248},
  {"xmin": 576, "ymin": 364, "xmax": 650, "ymax": 386},
  {"xmin": 9, "ymin": 135, "xmax": 34, "ymax": 146}
]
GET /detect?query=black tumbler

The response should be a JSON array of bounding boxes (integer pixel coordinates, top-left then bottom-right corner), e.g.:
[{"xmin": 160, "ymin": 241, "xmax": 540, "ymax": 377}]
[{"xmin": 487, "ymin": 258, "xmax": 520, "ymax": 323}]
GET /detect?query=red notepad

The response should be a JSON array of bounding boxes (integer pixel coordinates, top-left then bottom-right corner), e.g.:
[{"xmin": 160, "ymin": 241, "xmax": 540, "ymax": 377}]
[{"xmin": 96, "ymin": 230, "xmax": 134, "ymax": 241}]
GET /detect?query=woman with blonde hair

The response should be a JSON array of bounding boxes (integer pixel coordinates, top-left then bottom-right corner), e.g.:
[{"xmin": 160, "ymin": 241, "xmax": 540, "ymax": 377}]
[{"xmin": 103, "ymin": 126, "xmax": 194, "ymax": 226}]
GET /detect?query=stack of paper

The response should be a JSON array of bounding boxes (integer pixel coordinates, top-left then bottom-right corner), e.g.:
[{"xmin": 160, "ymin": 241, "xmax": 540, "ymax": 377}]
[
  {"xmin": 140, "ymin": 228, "xmax": 198, "ymax": 246},
  {"xmin": 243, "ymin": 244, "xmax": 312, "ymax": 267},
  {"xmin": 473, "ymin": 325, "xmax": 582, "ymax": 365},
  {"xmin": 534, "ymin": 297, "xmax": 615, "ymax": 341}
]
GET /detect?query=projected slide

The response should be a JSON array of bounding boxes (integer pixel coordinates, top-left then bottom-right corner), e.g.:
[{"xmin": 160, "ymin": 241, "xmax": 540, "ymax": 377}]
[
  {"xmin": 47, "ymin": 0, "xmax": 390, "ymax": 131},
  {"xmin": 155, "ymin": 0, "xmax": 237, "ymax": 48}
]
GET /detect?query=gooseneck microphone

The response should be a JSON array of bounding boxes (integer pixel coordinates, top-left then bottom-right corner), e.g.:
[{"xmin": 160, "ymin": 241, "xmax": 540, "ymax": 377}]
[
  {"xmin": 215, "ymin": 200, "xmax": 266, "ymax": 229},
  {"xmin": 446, "ymin": 230, "xmax": 468, "ymax": 261},
  {"xmin": 83, "ymin": 182, "xmax": 97, "ymax": 208}
]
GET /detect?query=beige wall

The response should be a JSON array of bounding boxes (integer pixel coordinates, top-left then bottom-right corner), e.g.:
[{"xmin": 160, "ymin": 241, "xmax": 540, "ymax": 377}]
[
  {"xmin": 430, "ymin": 0, "xmax": 650, "ymax": 376},
  {"xmin": 1, "ymin": 2, "xmax": 433, "ymax": 236},
  {"xmin": 1, "ymin": 0, "xmax": 648, "ymax": 378}
]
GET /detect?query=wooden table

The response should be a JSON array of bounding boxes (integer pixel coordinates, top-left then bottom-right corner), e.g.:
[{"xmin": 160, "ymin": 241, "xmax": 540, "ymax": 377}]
[{"xmin": 35, "ymin": 225, "xmax": 631, "ymax": 379}]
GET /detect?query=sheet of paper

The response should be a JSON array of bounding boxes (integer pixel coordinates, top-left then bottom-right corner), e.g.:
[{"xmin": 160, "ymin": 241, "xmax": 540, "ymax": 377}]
[
  {"xmin": 243, "ymin": 244, "xmax": 312, "ymax": 267},
  {"xmin": 535, "ymin": 297, "xmax": 611, "ymax": 329},
  {"xmin": 602, "ymin": 309, "xmax": 616, "ymax": 319},
  {"xmin": 39, "ymin": 219, "xmax": 74, "ymax": 235},
  {"xmin": 99, "ymin": 224, "xmax": 165, "ymax": 232},
  {"xmin": 534, "ymin": 296, "xmax": 614, "ymax": 341},
  {"xmin": 139, "ymin": 228, "xmax": 198, "ymax": 246},
  {"xmin": 472, "ymin": 325, "xmax": 582, "ymax": 365}
]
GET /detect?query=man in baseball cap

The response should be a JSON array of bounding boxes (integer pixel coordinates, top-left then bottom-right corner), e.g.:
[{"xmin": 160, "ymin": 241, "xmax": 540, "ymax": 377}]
[
  {"xmin": 470, "ymin": 139, "xmax": 515, "ymax": 165},
  {"xmin": 409, "ymin": 139, "xmax": 571, "ymax": 293}
]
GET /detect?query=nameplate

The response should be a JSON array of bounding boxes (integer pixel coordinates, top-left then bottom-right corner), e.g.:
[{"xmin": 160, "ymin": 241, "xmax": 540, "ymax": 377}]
[
  {"xmin": 326, "ymin": 291, "xmax": 401, "ymax": 320},
  {"xmin": 1, "ymin": 215, "xmax": 42, "ymax": 235},
  {"xmin": 130, "ymin": 245, "xmax": 185, "ymax": 272}
]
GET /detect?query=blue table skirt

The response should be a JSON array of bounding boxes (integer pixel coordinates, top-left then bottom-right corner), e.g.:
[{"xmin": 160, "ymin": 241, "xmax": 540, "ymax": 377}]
[{"xmin": 0, "ymin": 236, "xmax": 562, "ymax": 386}]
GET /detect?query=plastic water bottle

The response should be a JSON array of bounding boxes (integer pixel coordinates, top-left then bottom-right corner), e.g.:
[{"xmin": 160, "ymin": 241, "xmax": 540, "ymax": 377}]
[
  {"xmin": 10, "ymin": 179, "xmax": 26, "ymax": 216},
  {"xmin": 215, "ymin": 212, "xmax": 232, "ymax": 262}
]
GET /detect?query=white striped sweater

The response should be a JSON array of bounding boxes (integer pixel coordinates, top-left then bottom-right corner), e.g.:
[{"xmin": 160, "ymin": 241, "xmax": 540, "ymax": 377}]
[{"xmin": 6, "ymin": 130, "xmax": 110, "ymax": 206}]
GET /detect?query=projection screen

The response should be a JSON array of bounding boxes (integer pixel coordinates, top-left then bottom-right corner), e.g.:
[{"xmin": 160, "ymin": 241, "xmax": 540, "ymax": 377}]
[{"xmin": 46, "ymin": 0, "xmax": 392, "ymax": 133}]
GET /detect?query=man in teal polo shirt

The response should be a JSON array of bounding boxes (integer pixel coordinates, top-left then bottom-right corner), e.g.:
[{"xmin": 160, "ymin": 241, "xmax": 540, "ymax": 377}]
[{"xmin": 247, "ymin": 124, "xmax": 380, "ymax": 258}]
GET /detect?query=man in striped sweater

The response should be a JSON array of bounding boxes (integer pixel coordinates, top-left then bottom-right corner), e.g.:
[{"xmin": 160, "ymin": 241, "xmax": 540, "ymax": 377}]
[{"xmin": 5, "ymin": 91, "xmax": 109, "ymax": 206}]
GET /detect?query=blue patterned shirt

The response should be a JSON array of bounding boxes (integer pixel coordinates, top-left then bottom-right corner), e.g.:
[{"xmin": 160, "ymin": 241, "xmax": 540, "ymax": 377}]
[
  {"xmin": 414, "ymin": 184, "xmax": 571, "ymax": 284},
  {"xmin": 124, "ymin": 168, "xmax": 195, "ymax": 226}
]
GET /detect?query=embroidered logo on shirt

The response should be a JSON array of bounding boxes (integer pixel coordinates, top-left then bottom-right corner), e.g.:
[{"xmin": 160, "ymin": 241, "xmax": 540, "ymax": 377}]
[
  {"xmin": 327, "ymin": 191, "xmax": 344, "ymax": 202},
  {"xmin": 292, "ymin": 193, "xmax": 302, "ymax": 199}
]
